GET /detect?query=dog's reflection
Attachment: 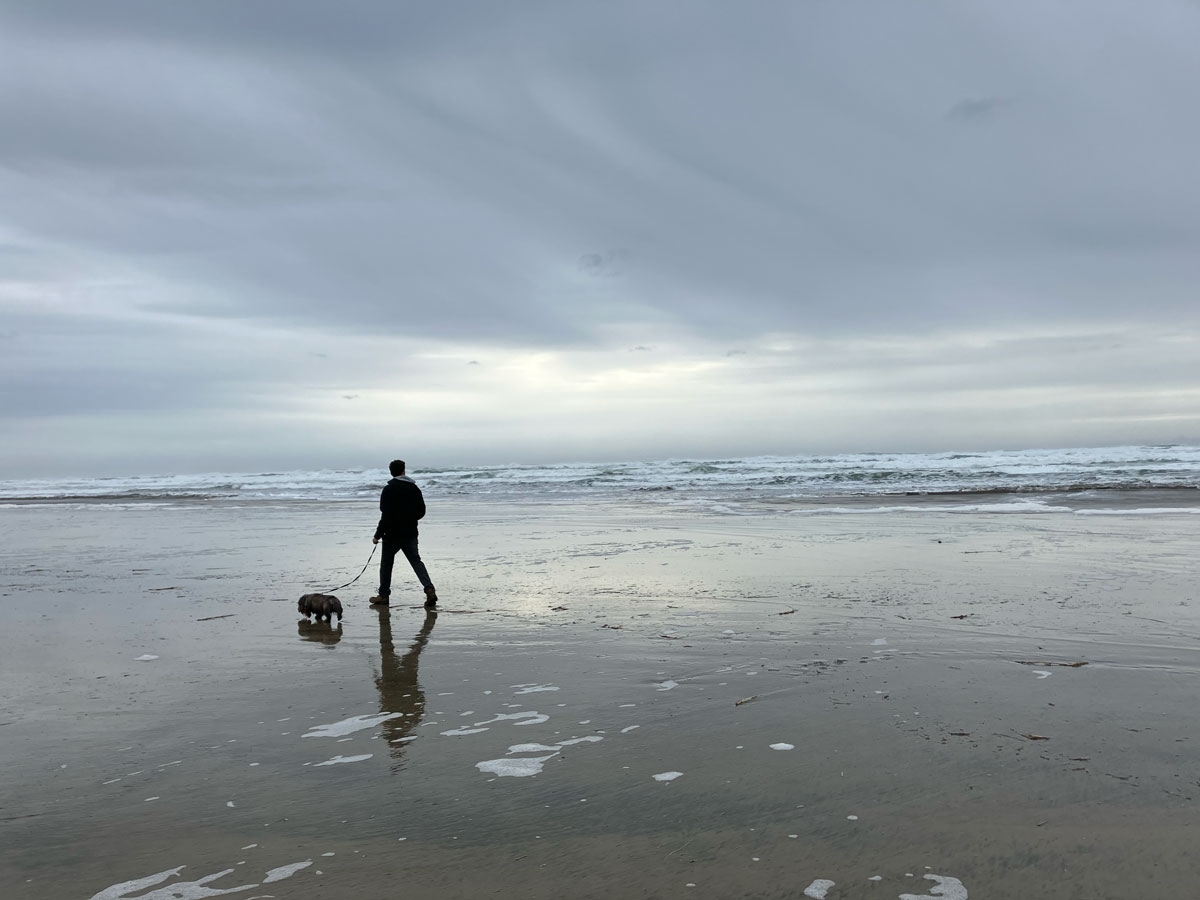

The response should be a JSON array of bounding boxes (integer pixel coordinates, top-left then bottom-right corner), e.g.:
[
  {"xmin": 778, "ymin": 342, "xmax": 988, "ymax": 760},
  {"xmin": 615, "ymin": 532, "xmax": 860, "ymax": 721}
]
[
  {"xmin": 297, "ymin": 618, "xmax": 343, "ymax": 646},
  {"xmin": 373, "ymin": 608, "xmax": 437, "ymax": 768}
]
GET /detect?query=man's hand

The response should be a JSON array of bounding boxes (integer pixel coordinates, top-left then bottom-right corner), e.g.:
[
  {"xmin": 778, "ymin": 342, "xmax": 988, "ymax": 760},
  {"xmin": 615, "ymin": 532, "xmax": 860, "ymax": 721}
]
[{"xmin": 372, "ymin": 537, "xmax": 380, "ymax": 545}]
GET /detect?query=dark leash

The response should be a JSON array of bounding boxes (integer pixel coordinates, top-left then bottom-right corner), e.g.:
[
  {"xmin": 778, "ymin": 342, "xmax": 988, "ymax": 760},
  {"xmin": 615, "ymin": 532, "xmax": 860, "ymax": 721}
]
[{"xmin": 321, "ymin": 542, "xmax": 378, "ymax": 593}]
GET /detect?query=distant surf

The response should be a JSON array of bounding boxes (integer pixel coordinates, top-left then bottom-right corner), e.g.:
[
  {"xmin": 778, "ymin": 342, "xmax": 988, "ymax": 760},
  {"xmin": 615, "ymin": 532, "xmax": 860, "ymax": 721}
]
[{"xmin": 2, "ymin": 445, "xmax": 1198, "ymax": 514}]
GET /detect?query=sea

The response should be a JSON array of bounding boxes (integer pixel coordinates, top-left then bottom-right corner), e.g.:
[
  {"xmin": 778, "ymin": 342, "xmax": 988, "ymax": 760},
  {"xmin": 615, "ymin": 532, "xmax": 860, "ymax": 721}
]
[{"xmin": 2, "ymin": 445, "xmax": 1199, "ymax": 515}]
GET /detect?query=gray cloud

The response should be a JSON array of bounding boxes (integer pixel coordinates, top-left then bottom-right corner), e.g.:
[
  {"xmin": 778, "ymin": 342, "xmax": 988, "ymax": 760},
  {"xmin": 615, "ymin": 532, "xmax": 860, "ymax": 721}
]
[
  {"xmin": 2, "ymin": 1, "xmax": 1199, "ymax": 474},
  {"xmin": 946, "ymin": 96, "xmax": 1011, "ymax": 122},
  {"xmin": 3, "ymin": 2, "xmax": 1198, "ymax": 339},
  {"xmin": 0, "ymin": 1, "xmax": 531, "ymax": 58}
]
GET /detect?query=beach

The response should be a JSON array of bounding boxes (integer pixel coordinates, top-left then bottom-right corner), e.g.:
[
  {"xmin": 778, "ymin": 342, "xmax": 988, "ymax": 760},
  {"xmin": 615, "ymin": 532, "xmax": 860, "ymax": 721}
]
[{"xmin": 3, "ymin": 497, "xmax": 1200, "ymax": 899}]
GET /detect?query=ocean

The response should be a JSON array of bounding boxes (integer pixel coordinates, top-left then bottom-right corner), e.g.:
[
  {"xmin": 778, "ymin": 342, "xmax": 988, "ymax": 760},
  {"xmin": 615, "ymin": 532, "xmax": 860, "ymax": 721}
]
[{"xmin": 3, "ymin": 445, "xmax": 1199, "ymax": 514}]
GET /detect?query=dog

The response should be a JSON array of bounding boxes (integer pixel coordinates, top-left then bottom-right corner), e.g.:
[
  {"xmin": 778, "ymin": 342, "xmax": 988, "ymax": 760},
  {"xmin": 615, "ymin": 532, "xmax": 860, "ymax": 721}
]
[{"xmin": 298, "ymin": 593, "xmax": 343, "ymax": 622}]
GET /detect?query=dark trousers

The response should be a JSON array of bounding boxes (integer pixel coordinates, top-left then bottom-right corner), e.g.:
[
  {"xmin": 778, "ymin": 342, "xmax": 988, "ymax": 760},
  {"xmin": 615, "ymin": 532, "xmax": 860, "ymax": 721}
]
[{"xmin": 378, "ymin": 536, "xmax": 433, "ymax": 596}]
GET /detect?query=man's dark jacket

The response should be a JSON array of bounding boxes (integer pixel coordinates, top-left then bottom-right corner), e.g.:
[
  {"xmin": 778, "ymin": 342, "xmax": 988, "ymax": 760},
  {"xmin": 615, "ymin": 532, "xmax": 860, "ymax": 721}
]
[{"xmin": 374, "ymin": 476, "xmax": 426, "ymax": 541}]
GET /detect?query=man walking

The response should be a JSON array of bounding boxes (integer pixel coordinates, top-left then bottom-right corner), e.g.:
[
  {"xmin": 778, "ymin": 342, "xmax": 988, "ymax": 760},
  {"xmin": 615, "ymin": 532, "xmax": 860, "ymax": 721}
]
[{"xmin": 370, "ymin": 459, "xmax": 438, "ymax": 608}]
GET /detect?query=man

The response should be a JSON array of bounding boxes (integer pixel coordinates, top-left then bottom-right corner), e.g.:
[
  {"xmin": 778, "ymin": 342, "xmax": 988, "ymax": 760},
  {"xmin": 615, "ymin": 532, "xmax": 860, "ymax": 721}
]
[{"xmin": 370, "ymin": 459, "xmax": 438, "ymax": 608}]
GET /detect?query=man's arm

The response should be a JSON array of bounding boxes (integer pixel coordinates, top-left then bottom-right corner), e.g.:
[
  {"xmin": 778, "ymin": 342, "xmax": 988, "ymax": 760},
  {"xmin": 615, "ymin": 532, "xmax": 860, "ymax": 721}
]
[{"xmin": 373, "ymin": 485, "xmax": 389, "ymax": 542}]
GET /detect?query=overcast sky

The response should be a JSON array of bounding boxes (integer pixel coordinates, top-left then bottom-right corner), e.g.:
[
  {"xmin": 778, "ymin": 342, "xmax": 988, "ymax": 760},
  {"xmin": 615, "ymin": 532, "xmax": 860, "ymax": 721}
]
[{"xmin": 3, "ymin": 0, "xmax": 1199, "ymax": 477}]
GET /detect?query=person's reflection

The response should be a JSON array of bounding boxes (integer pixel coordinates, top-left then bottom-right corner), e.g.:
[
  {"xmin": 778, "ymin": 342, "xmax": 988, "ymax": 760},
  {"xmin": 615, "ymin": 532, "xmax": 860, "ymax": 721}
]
[
  {"xmin": 374, "ymin": 607, "xmax": 437, "ymax": 769},
  {"xmin": 297, "ymin": 618, "xmax": 343, "ymax": 646}
]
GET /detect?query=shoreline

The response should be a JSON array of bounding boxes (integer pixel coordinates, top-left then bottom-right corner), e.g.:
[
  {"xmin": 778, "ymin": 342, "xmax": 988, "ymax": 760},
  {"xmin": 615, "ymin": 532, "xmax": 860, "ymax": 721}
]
[{"xmin": 3, "ymin": 483, "xmax": 1200, "ymax": 513}]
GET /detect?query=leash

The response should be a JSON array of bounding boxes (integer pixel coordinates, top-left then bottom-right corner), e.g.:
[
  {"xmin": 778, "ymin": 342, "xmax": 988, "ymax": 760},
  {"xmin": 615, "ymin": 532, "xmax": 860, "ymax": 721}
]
[{"xmin": 322, "ymin": 542, "xmax": 378, "ymax": 593}]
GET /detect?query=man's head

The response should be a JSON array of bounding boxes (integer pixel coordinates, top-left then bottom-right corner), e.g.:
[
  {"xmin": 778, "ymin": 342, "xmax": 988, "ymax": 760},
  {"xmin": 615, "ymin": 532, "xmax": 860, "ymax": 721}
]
[{"xmin": 389, "ymin": 459, "xmax": 406, "ymax": 477}]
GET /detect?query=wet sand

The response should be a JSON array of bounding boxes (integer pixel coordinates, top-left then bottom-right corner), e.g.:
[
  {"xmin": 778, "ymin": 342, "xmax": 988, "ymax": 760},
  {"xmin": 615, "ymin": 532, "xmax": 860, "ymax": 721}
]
[{"xmin": 2, "ymin": 499, "xmax": 1199, "ymax": 898}]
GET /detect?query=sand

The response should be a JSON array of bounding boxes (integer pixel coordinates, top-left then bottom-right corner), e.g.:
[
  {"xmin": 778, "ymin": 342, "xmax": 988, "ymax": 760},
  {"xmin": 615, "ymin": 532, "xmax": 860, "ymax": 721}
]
[{"xmin": 2, "ymin": 498, "xmax": 1199, "ymax": 898}]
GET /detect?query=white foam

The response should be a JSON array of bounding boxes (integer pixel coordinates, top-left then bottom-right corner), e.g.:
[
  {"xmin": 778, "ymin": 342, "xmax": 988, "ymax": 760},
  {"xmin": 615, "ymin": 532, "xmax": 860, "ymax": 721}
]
[
  {"xmin": 86, "ymin": 859, "xmax": 307, "ymax": 900},
  {"xmin": 303, "ymin": 713, "xmax": 401, "ymax": 738},
  {"xmin": 1076, "ymin": 507, "xmax": 1200, "ymax": 516},
  {"xmin": 89, "ymin": 866, "xmax": 186, "ymax": 900},
  {"xmin": 135, "ymin": 655, "xmax": 159, "ymax": 662},
  {"xmin": 872, "ymin": 638, "xmax": 888, "ymax": 646},
  {"xmin": 899, "ymin": 874, "xmax": 968, "ymax": 899},
  {"xmin": 620, "ymin": 726, "xmax": 639, "ymax": 733},
  {"xmin": 512, "ymin": 684, "xmax": 559, "ymax": 695},
  {"xmin": 769, "ymin": 743, "xmax": 795, "ymax": 750},
  {"xmin": 656, "ymin": 680, "xmax": 679, "ymax": 691},
  {"xmin": 474, "ymin": 711, "xmax": 549, "ymax": 727},
  {"xmin": 1033, "ymin": 670, "xmax": 1052, "ymax": 679},
  {"xmin": 475, "ymin": 734, "xmax": 605, "ymax": 778},
  {"xmin": 803, "ymin": 879, "xmax": 835, "ymax": 898},
  {"xmin": 476, "ymin": 755, "xmax": 558, "ymax": 777},
  {"xmin": 314, "ymin": 754, "xmax": 372, "ymax": 767},
  {"xmin": 263, "ymin": 861, "xmax": 312, "ymax": 883},
  {"xmin": 653, "ymin": 771, "xmax": 683, "ymax": 782},
  {"xmin": 90, "ymin": 859, "xmax": 314, "ymax": 900},
  {"xmin": 434, "ymin": 715, "xmax": 549, "ymax": 744}
]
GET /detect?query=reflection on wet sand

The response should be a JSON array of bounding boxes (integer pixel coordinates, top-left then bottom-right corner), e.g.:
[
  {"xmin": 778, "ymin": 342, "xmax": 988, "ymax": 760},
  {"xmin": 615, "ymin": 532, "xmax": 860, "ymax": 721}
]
[
  {"xmin": 373, "ymin": 608, "xmax": 437, "ymax": 768},
  {"xmin": 297, "ymin": 619, "xmax": 343, "ymax": 645}
]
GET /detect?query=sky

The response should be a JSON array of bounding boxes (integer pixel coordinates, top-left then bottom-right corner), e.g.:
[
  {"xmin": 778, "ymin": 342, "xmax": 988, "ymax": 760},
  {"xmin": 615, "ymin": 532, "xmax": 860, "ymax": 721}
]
[{"xmin": 2, "ymin": 0, "xmax": 1199, "ymax": 477}]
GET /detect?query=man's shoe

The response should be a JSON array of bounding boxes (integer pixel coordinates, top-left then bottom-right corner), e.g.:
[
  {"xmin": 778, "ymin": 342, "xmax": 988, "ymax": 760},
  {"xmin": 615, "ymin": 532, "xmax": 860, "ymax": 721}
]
[
  {"xmin": 423, "ymin": 586, "xmax": 438, "ymax": 608},
  {"xmin": 369, "ymin": 595, "xmax": 390, "ymax": 606}
]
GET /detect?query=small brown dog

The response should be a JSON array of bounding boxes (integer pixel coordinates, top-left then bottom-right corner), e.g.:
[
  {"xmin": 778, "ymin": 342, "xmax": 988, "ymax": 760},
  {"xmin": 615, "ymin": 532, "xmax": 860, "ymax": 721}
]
[{"xmin": 298, "ymin": 593, "xmax": 343, "ymax": 622}]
